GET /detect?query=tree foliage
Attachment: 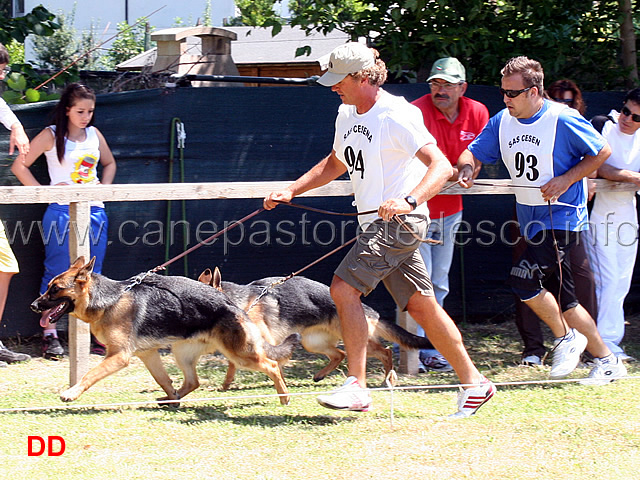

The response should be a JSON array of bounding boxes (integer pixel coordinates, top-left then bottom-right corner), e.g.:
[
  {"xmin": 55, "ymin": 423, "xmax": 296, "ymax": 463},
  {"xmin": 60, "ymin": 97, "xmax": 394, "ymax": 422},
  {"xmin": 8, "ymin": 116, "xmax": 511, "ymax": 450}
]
[
  {"xmin": 0, "ymin": 5, "xmax": 64, "ymax": 104},
  {"xmin": 0, "ymin": 5, "xmax": 59, "ymax": 44},
  {"xmin": 230, "ymin": 0, "xmax": 286, "ymax": 32},
  {"xmin": 242, "ymin": 0, "xmax": 637, "ymax": 90},
  {"xmin": 102, "ymin": 19, "xmax": 154, "ymax": 70}
]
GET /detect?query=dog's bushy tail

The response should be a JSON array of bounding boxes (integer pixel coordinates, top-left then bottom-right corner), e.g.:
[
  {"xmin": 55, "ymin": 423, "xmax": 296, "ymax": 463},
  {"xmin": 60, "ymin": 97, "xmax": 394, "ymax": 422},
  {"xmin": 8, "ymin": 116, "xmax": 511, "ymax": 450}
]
[
  {"xmin": 264, "ymin": 333, "xmax": 301, "ymax": 361},
  {"xmin": 372, "ymin": 314, "xmax": 434, "ymax": 350}
]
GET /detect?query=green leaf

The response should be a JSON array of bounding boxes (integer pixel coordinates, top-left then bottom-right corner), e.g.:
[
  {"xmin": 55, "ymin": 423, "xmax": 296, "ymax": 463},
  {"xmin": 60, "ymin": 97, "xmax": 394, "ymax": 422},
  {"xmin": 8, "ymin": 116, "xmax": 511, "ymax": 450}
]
[
  {"xmin": 6, "ymin": 73, "xmax": 27, "ymax": 92},
  {"xmin": 295, "ymin": 46, "xmax": 312, "ymax": 58},
  {"xmin": 24, "ymin": 88, "xmax": 41, "ymax": 103},
  {"xmin": 2, "ymin": 90, "xmax": 24, "ymax": 104}
]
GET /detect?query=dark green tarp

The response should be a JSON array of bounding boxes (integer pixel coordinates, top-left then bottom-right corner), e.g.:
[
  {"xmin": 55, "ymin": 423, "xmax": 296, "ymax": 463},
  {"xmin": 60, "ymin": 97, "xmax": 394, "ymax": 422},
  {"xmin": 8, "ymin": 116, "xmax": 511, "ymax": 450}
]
[{"xmin": 0, "ymin": 83, "xmax": 629, "ymax": 337}]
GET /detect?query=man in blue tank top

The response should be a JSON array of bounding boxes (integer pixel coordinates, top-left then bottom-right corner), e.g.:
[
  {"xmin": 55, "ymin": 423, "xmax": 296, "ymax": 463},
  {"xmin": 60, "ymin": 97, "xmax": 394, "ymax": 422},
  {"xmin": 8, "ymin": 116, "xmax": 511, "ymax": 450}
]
[{"xmin": 457, "ymin": 56, "xmax": 626, "ymax": 385}]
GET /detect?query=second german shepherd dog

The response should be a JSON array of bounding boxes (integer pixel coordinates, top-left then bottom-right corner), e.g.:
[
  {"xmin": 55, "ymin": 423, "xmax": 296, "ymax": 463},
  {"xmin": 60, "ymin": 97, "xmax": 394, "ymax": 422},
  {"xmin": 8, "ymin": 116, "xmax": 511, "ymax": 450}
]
[
  {"xmin": 31, "ymin": 257, "xmax": 300, "ymax": 405},
  {"xmin": 199, "ymin": 267, "xmax": 436, "ymax": 389}
]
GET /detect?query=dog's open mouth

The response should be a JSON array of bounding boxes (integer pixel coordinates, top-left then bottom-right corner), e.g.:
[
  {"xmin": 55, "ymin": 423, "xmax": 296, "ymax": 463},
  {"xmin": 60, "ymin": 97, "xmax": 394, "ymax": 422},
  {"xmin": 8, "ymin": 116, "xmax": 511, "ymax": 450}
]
[{"xmin": 41, "ymin": 301, "xmax": 72, "ymax": 327}]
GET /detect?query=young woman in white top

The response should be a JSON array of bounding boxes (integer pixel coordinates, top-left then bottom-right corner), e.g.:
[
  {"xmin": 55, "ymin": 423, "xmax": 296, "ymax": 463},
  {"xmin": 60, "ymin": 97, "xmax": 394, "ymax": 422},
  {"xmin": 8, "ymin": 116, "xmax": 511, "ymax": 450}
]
[{"xmin": 12, "ymin": 83, "xmax": 116, "ymax": 359}]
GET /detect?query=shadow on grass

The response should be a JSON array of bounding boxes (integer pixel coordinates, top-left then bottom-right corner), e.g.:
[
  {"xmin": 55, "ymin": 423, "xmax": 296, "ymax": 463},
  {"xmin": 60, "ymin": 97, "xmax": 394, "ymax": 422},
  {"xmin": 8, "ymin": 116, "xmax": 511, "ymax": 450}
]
[{"xmin": 8, "ymin": 401, "xmax": 353, "ymax": 427}]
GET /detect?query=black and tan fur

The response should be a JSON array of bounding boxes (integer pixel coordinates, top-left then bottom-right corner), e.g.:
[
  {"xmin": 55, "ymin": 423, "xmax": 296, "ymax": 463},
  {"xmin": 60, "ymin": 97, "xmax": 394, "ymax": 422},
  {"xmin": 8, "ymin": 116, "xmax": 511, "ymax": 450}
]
[
  {"xmin": 31, "ymin": 257, "xmax": 299, "ymax": 405},
  {"xmin": 199, "ymin": 267, "xmax": 436, "ymax": 389}
]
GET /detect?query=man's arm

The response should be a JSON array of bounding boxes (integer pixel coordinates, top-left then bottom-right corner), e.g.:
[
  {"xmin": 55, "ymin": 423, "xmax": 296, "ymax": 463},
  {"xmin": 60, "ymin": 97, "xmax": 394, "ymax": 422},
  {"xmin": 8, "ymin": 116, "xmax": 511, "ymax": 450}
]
[
  {"xmin": 377, "ymin": 143, "xmax": 452, "ymax": 221},
  {"xmin": 456, "ymin": 149, "xmax": 481, "ymax": 188},
  {"xmin": 539, "ymin": 143, "xmax": 612, "ymax": 202},
  {"xmin": 264, "ymin": 151, "xmax": 347, "ymax": 209},
  {"xmin": 597, "ymin": 162, "xmax": 640, "ymax": 187}
]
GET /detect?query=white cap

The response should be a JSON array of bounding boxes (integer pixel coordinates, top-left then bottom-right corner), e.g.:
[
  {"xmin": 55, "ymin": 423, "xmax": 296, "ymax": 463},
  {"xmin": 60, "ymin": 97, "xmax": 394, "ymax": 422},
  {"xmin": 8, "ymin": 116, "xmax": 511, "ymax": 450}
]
[{"xmin": 317, "ymin": 43, "xmax": 375, "ymax": 87}]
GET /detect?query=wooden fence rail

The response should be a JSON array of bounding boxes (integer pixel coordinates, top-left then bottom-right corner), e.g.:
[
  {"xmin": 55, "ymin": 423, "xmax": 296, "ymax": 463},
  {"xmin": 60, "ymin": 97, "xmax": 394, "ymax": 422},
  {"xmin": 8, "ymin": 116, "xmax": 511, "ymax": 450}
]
[{"xmin": 2, "ymin": 178, "xmax": 635, "ymax": 382}]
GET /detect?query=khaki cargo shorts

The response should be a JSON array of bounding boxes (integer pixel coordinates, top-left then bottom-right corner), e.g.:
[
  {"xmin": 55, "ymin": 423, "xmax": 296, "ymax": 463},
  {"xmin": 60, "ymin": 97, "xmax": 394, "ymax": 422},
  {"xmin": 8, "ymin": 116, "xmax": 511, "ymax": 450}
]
[{"xmin": 335, "ymin": 214, "xmax": 433, "ymax": 311}]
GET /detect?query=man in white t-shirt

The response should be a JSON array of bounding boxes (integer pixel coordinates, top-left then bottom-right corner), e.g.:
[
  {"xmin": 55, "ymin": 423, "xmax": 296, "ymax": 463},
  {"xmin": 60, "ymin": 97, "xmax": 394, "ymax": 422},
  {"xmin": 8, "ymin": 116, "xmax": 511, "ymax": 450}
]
[
  {"xmin": 264, "ymin": 43, "xmax": 495, "ymax": 418},
  {"xmin": 0, "ymin": 42, "xmax": 31, "ymax": 366},
  {"xmin": 587, "ymin": 88, "xmax": 640, "ymax": 361}
]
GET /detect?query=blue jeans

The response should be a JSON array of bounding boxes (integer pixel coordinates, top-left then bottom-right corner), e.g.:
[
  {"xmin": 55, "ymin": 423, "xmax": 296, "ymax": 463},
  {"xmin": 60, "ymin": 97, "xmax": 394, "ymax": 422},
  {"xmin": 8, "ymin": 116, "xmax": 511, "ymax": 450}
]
[
  {"xmin": 416, "ymin": 210, "xmax": 463, "ymax": 342},
  {"xmin": 40, "ymin": 204, "xmax": 109, "ymax": 294}
]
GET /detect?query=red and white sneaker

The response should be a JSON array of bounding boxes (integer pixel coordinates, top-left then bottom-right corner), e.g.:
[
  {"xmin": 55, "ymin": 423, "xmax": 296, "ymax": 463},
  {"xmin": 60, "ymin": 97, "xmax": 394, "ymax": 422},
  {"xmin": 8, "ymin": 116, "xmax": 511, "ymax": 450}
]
[
  {"xmin": 317, "ymin": 376, "xmax": 372, "ymax": 412},
  {"xmin": 449, "ymin": 376, "xmax": 496, "ymax": 419}
]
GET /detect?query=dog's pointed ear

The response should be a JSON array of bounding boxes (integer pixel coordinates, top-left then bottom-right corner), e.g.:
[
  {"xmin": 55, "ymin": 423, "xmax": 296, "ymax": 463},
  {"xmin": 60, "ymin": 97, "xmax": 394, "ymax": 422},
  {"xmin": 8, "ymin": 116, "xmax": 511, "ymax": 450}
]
[
  {"xmin": 213, "ymin": 267, "xmax": 222, "ymax": 291},
  {"xmin": 70, "ymin": 256, "xmax": 86, "ymax": 271},
  {"xmin": 198, "ymin": 268, "xmax": 213, "ymax": 286},
  {"xmin": 75, "ymin": 256, "xmax": 96, "ymax": 283}
]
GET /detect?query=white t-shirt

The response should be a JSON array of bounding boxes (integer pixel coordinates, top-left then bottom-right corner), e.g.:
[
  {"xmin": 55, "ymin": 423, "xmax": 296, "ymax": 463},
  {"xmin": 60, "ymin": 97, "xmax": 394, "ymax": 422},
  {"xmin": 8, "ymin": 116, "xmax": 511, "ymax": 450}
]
[
  {"xmin": 592, "ymin": 110, "xmax": 640, "ymax": 216},
  {"xmin": 0, "ymin": 98, "xmax": 19, "ymax": 131},
  {"xmin": 332, "ymin": 89, "xmax": 435, "ymax": 226},
  {"xmin": 44, "ymin": 125, "xmax": 103, "ymax": 207}
]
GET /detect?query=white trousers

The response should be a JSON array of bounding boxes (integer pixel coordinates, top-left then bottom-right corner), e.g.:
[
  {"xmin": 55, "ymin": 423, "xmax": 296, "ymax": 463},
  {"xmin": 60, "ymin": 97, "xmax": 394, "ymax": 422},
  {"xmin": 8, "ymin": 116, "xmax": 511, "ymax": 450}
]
[{"xmin": 586, "ymin": 201, "xmax": 639, "ymax": 354}]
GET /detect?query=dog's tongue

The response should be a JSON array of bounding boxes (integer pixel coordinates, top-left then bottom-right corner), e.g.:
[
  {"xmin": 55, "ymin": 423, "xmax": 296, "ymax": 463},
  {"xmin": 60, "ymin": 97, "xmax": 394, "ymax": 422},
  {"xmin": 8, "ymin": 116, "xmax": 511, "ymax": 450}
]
[{"xmin": 40, "ymin": 307, "xmax": 59, "ymax": 327}]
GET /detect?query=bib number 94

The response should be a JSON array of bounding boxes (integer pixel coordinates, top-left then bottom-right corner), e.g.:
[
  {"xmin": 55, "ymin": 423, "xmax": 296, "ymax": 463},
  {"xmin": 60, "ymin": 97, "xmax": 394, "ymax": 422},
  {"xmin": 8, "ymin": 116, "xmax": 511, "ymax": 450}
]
[{"xmin": 344, "ymin": 146, "xmax": 365, "ymax": 179}]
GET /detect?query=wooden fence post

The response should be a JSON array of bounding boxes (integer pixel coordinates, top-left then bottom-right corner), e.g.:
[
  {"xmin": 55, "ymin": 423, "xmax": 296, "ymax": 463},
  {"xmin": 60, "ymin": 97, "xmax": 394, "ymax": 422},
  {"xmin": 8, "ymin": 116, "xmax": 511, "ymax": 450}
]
[
  {"xmin": 396, "ymin": 307, "xmax": 420, "ymax": 375},
  {"xmin": 68, "ymin": 201, "xmax": 91, "ymax": 385}
]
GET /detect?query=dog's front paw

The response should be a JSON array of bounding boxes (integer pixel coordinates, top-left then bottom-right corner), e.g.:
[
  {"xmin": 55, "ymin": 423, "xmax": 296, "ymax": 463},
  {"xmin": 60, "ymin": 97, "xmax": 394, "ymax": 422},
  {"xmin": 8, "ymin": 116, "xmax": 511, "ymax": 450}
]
[
  {"xmin": 60, "ymin": 385, "xmax": 82, "ymax": 402},
  {"xmin": 156, "ymin": 394, "xmax": 180, "ymax": 408}
]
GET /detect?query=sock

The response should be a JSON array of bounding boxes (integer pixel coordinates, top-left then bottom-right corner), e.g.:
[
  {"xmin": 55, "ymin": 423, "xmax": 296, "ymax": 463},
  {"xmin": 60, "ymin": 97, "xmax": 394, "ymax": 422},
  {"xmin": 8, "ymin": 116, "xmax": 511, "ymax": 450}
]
[
  {"xmin": 43, "ymin": 329, "xmax": 58, "ymax": 338},
  {"xmin": 559, "ymin": 329, "xmax": 574, "ymax": 342},
  {"xmin": 598, "ymin": 353, "xmax": 616, "ymax": 365}
]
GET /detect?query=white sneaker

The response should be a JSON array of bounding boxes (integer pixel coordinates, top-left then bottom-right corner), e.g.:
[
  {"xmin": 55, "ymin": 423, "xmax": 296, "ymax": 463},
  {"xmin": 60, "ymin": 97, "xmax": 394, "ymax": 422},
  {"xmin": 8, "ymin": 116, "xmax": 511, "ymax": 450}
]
[
  {"xmin": 449, "ymin": 376, "xmax": 496, "ymax": 419},
  {"xmin": 580, "ymin": 356, "xmax": 628, "ymax": 386},
  {"xmin": 520, "ymin": 355, "xmax": 542, "ymax": 366},
  {"xmin": 550, "ymin": 329, "xmax": 588, "ymax": 378},
  {"xmin": 419, "ymin": 350, "xmax": 454, "ymax": 372},
  {"xmin": 615, "ymin": 352, "xmax": 636, "ymax": 362},
  {"xmin": 317, "ymin": 376, "xmax": 372, "ymax": 412}
]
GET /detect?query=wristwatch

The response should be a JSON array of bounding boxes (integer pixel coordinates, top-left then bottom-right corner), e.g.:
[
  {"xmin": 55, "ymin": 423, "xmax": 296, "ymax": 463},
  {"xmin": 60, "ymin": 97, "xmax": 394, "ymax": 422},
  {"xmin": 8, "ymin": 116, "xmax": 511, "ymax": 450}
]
[{"xmin": 404, "ymin": 195, "xmax": 417, "ymax": 210}]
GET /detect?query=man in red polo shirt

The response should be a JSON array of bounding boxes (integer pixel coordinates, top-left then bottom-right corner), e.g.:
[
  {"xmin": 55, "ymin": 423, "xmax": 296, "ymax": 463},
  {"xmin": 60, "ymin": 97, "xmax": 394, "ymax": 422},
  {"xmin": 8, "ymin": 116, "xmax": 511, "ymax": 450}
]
[{"xmin": 412, "ymin": 58, "xmax": 489, "ymax": 372}]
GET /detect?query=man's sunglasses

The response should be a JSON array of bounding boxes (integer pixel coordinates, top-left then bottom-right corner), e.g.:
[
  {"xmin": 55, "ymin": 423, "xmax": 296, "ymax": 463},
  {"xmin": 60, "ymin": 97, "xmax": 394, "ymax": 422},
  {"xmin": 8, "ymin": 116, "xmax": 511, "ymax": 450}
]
[
  {"xmin": 621, "ymin": 105, "xmax": 640, "ymax": 123},
  {"xmin": 499, "ymin": 86, "xmax": 533, "ymax": 98}
]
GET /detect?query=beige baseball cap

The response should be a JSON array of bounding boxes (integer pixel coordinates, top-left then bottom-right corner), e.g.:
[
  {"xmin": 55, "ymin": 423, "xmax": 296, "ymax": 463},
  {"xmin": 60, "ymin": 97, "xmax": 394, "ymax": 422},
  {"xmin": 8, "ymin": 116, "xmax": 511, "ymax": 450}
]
[
  {"xmin": 427, "ymin": 57, "xmax": 466, "ymax": 84},
  {"xmin": 317, "ymin": 42, "xmax": 375, "ymax": 87}
]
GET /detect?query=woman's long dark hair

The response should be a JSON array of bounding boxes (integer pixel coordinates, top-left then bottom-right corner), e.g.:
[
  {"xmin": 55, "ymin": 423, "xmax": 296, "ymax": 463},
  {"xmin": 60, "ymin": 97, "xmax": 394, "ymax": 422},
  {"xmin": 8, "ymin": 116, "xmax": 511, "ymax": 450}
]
[{"xmin": 52, "ymin": 83, "xmax": 96, "ymax": 162}]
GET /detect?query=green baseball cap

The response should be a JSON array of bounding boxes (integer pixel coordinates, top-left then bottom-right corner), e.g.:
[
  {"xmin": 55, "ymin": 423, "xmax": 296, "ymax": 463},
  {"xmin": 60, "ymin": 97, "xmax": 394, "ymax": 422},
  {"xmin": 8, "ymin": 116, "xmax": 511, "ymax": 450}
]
[{"xmin": 427, "ymin": 57, "xmax": 466, "ymax": 84}]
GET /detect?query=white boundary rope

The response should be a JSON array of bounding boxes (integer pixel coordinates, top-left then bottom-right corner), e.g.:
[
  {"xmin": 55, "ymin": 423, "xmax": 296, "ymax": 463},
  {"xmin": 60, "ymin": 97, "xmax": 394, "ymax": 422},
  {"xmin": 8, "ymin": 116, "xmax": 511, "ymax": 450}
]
[{"xmin": 1, "ymin": 375, "xmax": 638, "ymax": 416}]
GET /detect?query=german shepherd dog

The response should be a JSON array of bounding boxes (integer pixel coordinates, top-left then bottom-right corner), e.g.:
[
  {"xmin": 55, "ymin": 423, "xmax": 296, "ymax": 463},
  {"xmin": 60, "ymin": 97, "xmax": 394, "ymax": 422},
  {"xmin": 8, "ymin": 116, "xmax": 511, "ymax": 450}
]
[
  {"xmin": 31, "ymin": 257, "xmax": 300, "ymax": 405},
  {"xmin": 199, "ymin": 267, "xmax": 435, "ymax": 389}
]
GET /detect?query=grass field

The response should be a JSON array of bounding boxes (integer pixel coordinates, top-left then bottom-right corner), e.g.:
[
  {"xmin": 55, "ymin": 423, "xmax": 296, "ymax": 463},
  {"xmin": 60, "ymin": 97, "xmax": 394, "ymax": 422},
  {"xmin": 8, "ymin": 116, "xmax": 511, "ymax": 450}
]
[{"xmin": 0, "ymin": 318, "xmax": 638, "ymax": 480}]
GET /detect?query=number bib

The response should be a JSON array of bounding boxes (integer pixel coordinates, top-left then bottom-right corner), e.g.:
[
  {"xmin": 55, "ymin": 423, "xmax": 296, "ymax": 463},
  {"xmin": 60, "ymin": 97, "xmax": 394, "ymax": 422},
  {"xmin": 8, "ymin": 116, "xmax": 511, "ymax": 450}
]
[{"xmin": 499, "ymin": 102, "xmax": 565, "ymax": 206}]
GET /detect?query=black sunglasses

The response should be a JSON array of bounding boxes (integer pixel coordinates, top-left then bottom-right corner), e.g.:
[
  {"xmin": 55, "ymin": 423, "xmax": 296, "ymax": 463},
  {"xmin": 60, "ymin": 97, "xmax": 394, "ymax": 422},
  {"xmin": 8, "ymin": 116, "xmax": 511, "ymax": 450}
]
[
  {"xmin": 553, "ymin": 97, "xmax": 573, "ymax": 104},
  {"xmin": 499, "ymin": 86, "xmax": 533, "ymax": 98},
  {"xmin": 621, "ymin": 105, "xmax": 640, "ymax": 123}
]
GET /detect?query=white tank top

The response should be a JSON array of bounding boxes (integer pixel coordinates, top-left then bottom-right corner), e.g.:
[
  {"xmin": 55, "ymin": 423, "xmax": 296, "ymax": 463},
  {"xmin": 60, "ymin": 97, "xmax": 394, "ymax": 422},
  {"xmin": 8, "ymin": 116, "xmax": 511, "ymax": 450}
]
[
  {"xmin": 499, "ymin": 101, "xmax": 581, "ymax": 207},
  {"xmin": 44, "ymin": 125, "xmax": 103, "ymax": 207}
]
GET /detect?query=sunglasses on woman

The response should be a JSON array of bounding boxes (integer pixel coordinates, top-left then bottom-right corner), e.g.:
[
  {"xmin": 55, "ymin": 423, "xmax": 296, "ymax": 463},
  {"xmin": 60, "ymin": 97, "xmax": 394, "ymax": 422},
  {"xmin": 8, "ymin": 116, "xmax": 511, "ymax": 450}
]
[{"xmin": 621, "ymin": 105, "xmax": 640, "ymax": 123}]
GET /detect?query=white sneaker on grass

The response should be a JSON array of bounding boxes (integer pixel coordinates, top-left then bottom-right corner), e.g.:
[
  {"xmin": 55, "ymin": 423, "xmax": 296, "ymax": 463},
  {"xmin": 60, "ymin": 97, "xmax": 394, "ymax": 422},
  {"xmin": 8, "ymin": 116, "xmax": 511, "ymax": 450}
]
[
  {"xmin": 520, "ymin": 355, "xmax": 542, "ymax": 366},
  {"xmin": 449, "ymin": 376, "xmax": 496, "ymax": 419},
  {"xmin": 580, "ymin": 356, "xmax": 627, "ymax": 386},
  {"xmin": 550, "ymin": 329, "xmax": 587, "ymax": 378},
  {"xmin": 317, "ymin": 376, "xmax": 372, "ymax": 412}
]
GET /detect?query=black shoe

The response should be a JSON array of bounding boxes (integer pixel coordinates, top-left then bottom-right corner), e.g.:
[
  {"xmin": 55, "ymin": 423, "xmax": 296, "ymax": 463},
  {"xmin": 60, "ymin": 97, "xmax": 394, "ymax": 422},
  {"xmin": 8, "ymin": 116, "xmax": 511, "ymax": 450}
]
[
  {"xmin": 42, "ymin": 335, "xmax": 64, "ymax": 360},
  {"xmin": 0, "ymin": 341, "xmax": 31, "ymax": 363}
]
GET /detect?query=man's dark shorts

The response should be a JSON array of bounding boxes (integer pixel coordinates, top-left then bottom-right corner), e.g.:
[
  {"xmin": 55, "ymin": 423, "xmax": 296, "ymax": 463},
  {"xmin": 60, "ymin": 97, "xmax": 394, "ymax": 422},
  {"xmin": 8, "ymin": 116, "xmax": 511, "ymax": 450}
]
[
  {"xmin": 334, "ymin": 214, "xmax": 434, "ymax": 311},
  {"xmin": 509, "ymin": 230, "xmax": 580, "ymax": 312}
]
